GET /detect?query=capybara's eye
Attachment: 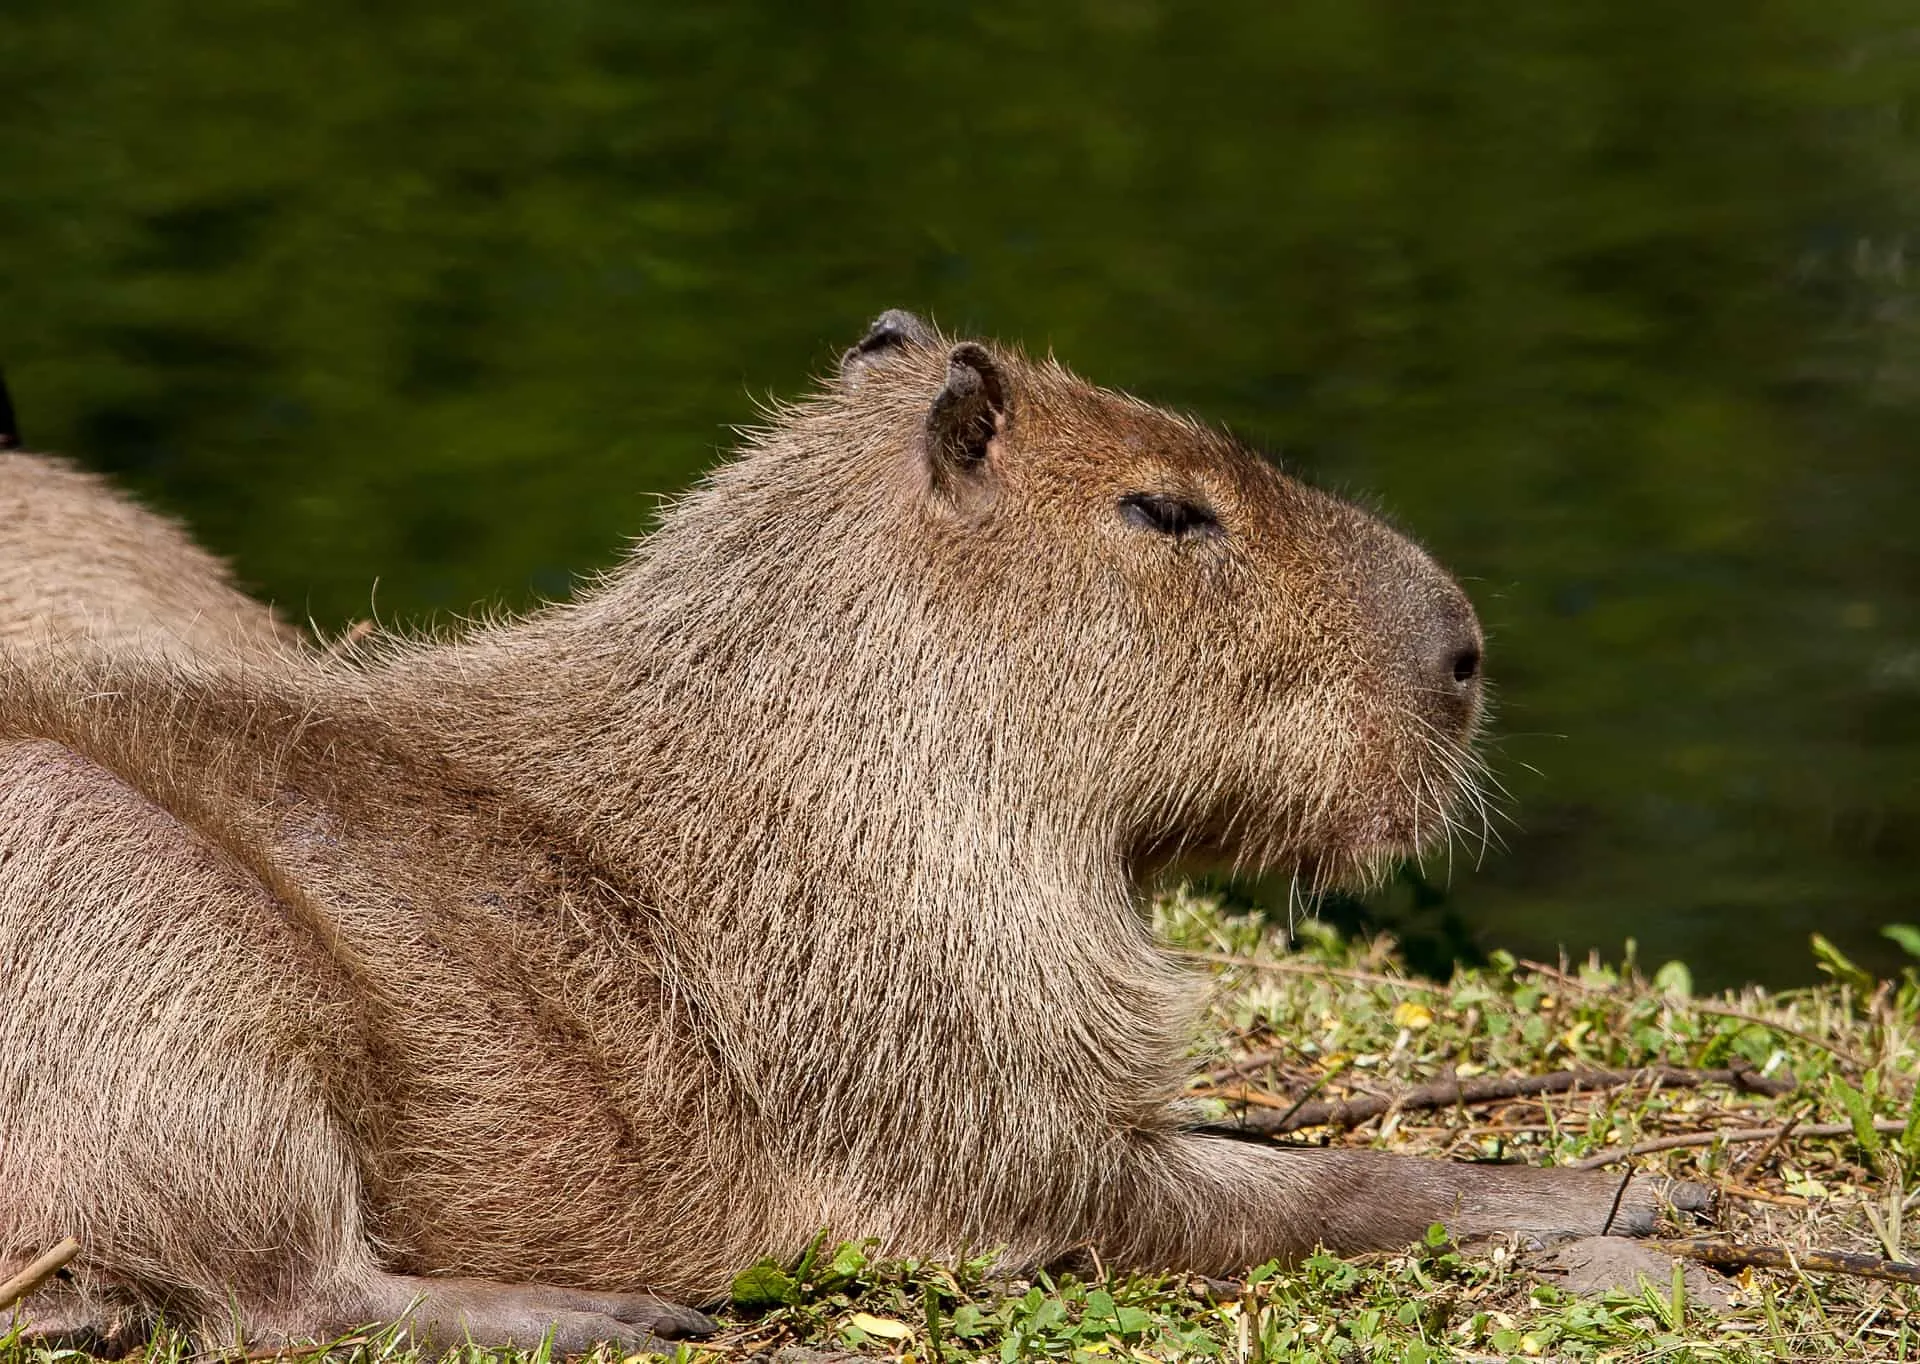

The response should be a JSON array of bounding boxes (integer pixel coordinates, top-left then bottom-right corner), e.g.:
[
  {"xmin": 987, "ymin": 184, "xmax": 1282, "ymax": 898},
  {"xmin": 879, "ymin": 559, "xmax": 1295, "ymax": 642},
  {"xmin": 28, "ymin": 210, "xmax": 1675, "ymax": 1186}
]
[{"xmin": 1118, "ymin": 492, "xmax": 1221, "ymax": 541}]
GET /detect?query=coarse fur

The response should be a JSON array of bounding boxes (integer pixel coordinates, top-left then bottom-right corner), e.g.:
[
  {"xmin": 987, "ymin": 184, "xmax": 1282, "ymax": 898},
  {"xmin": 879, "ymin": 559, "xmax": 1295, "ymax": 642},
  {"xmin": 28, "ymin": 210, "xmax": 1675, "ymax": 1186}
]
[
  {"xmin": 0, "ymin": 317, "xmax": 1706, "ymax": 1354},
  {"xmin": 0, "ymin": 451, "xmax": 301, "ymax": 658}
]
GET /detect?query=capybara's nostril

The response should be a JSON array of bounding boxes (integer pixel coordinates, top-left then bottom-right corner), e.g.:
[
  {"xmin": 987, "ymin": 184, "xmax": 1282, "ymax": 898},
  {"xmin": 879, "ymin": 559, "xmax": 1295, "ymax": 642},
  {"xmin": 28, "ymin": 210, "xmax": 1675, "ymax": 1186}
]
[{"xmin": 1417, "ymin": 602, "xmax": 1484, "ymax": 722}]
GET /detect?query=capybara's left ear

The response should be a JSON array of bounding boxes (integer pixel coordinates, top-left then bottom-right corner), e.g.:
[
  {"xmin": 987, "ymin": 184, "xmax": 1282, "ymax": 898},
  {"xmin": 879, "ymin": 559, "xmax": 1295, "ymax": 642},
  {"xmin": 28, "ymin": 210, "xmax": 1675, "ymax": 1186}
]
[
  {"xmin": 839, "ymin": 309, "xmax": 936, "ymax": 387},
  {"xmin": 0, "ymin": 370, "xmax": 19, "ymax": 450},
  {"xmin": 924, "ymin": 343, "xmax": 1006, "ymax": 498}
]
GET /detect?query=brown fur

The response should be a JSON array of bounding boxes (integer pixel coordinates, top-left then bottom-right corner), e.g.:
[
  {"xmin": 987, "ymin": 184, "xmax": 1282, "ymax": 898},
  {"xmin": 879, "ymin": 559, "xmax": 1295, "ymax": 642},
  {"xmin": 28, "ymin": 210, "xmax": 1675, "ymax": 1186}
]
[
  {"xmin": 0, "ymin": 452, "xmax": 301, "ymax": 657},
  {"xmin": 0, "ymin": 317, "xmax": 1703, "ymax": 1353}
]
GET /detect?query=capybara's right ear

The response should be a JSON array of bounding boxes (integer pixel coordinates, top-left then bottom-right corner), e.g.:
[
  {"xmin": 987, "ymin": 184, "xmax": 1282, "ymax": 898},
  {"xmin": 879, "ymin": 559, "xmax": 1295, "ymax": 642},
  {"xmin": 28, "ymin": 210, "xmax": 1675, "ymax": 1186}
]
[
  {"xmin": 839, "ymin": 309, "xmax": 935, "ymax": 387},
  {"xmin": 0, "ymin": 369, "xmax": 18, "ymax": 450},
  {"xmin": 924, "ymin": 343, "xmax": 1006, "ymax": 499}
]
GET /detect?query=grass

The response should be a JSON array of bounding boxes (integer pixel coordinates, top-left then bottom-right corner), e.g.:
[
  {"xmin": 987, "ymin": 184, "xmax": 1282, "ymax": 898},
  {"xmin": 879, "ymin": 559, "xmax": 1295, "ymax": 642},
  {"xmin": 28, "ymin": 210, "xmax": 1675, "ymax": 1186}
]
[{"xmin": 7, "ymin": 891, "xmax": 1917, "ymax": 1363}]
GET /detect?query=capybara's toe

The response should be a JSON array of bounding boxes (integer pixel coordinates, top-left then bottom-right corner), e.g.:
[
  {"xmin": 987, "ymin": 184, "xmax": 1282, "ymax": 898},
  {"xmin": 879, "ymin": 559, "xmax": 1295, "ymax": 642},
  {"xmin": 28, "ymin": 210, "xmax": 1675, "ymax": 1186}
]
[{"xmin": 1664, "ymin": 1178, "xmax": 1718, "ymax": 1218}]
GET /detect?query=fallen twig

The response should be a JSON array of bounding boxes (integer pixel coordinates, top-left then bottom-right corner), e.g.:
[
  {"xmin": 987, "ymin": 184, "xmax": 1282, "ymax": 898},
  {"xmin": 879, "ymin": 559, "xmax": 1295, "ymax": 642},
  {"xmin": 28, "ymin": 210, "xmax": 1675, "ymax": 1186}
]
[
  {"xmin": 1517, "ymin": 958, "xmax": 1597, "ymax": 993},
  {"xmin": 1652, "ymin": 1235, "xmax": 1920, "ymax": 1287},
  {"xmin": 1176, "ymin": 950, "xmax": 1424, "ymax": 989},
  {"xmin": 1731, "ymin": 1104, "xmax": 1810, "ymax": 1179},
  {"xmin": 1196, "ymin": 1066, "xmax": 1794, "ymax": 1136},
  {"xmin": 1685, "ymin": 1002, "xmax": 1870, "ymax": 1072},
  {"xmin": 1570, "ymin": 1119, "xmax": 1906, "ymax": 1170},
  {"xmin": 0, "ymin": 1236, "xmax": 80, "ymax": 1313},
  {"xmin": 1200, "ymin": 1047, "xmax": 1290, "ymax": 1086},
  {"xmin": 1514, "ymin": 959, "xmax": 1869, "ymax": 1070},
  {"xmin": 1714, "ymin": 1181, "xmax": 1808, "ymax": 1207},
  {"xmin": 1204, "ymin": 1084, "xmax": 1298, "ymax": 1111}
]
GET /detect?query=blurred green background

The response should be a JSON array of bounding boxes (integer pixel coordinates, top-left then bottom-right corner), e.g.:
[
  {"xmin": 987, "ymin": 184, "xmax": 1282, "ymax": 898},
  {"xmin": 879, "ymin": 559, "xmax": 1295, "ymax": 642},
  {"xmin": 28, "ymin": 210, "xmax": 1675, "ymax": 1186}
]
[{"xmin": 3, "ymin": 1, "xmax": 1916, "ymax": 986}]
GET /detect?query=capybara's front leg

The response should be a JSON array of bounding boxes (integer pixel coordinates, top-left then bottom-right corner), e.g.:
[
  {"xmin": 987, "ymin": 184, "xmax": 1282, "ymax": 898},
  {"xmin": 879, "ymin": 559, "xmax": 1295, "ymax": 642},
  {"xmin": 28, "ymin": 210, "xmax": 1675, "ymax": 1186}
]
[{"xmin": 1093, "ymin": 1136, "xmax": 1713, "ymax": 1273}]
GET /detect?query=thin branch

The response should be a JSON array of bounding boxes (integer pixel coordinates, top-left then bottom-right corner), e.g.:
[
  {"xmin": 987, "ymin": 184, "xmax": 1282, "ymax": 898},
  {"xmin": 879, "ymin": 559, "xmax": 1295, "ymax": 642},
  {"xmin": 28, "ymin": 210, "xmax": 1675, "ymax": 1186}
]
[
  {"xmin": 1175, "ymin": 950, "xmax": 1424, "ymax": 990},
  {"xmin": 1200, "ymin": 1048, "xmax": 1290, "ymax": 1086},
  {"xmin": 1731, "ymin": 1104, "xmax": 1811, "ymax": 1180},
  {"xmin": 1684, "ymin": 1002, "xmax": 1869, "ymax": 1072},
  {"xmin": 1514, "ymin": 959, "xmax": 1868, "ymax": 1070},
  {"xmin": 1203, "ymin": 1084, "xmax": 1298, "ymax": 1111},
  {"xmin": 0, "ymin": 1237, "xmax": 79, "ymax": 1313},
  {"xmin": 1715, "ymin": 1181, "xmax": 1808, "ymax": 1207},
  {"xmin": 1516, "ymin": 958, "xmax": 1598, "ymax": 993},
  {"xmin": 1652, "ymin": 1235, "xmax": 1920, "ymax": 1287},
  {"xmin": 1570, "ymin": 1119, "xmax": 1906, "ymax": 1170},
  {"xmin": 1195, "ymin": 1066, "xmax": 1794, "ymax": 1137}
]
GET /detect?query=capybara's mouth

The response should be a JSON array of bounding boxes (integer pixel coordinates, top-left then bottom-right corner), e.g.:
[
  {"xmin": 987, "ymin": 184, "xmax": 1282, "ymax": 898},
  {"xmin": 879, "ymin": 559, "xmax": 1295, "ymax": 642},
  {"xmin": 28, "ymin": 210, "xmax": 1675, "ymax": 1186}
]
[
  {"xmin": 1131, "ymin": 821, "xmax": 1414, "ymax": 898},
  {"xmin": 1131, "ymin": 785, "xmax": 1485, "ymax": 899},
  {"xmin": 1284, "ymin": 842, "xmax": 1405, "ymax": 898},
  {"xmin": 1325, "ymin": 804, "xmax": 1480, "ymax": 887}
]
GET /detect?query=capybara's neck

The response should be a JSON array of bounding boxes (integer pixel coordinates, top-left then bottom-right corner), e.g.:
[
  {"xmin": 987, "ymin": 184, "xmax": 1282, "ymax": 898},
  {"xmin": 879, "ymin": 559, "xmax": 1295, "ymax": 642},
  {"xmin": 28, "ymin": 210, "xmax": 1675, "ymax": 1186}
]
[
  {"xmin": 372, "ymin": 441, "xmax": 1195, "ymax": 1130},
  {"xmin": 392, "ymin": 404, "xmax": 1107, "ymax": 897}
]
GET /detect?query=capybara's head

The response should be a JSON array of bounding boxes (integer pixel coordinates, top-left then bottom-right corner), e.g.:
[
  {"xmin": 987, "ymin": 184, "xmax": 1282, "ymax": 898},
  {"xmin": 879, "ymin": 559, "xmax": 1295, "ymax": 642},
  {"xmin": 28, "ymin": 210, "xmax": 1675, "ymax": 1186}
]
[{"xmin": 688, "ymin": 311, "xmax": 1486, "ymax": 889}]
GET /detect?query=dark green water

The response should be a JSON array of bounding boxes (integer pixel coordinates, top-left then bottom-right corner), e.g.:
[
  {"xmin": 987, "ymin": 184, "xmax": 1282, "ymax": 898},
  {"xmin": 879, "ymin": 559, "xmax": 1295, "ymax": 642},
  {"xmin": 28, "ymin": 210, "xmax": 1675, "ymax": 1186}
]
[{"xmin": 3, "ymin": 1, "xmax": 1916, "ymax": 987}]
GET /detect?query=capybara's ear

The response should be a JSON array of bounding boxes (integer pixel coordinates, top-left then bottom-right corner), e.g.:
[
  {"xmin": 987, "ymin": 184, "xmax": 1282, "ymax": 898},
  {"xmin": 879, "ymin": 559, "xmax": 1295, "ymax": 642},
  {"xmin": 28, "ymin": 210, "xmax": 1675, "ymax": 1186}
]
[
  {"xmin": 924, "ymin": 343, "xmax": 1006, "ymax": 496},
  {"xmin": 839, "ymin": 309, "xmax": 935, "ymax": 387},
  {"xmin": 0, "ymin": 369, "xmax": 18, "ymax": 450}
]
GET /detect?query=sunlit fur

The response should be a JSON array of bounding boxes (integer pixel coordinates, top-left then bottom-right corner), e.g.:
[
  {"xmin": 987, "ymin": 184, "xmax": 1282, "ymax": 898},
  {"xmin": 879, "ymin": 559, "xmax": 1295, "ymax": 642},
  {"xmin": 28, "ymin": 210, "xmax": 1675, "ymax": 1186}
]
[
  {"xmin": 0, "ymin": 324, "xmax": 1687, "ymax": 1349},
  {"xmin": 0, "ymin": 452, "xmax": 301, "ymax": 657}
]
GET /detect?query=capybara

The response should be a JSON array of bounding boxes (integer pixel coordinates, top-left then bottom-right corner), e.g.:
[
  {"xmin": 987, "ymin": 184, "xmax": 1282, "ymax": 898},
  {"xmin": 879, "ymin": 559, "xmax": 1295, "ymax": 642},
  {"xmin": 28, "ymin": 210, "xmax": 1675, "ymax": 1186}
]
[
  {"xmin": 0, "ymin": 372, "xmax": 298, "ymax": 656},
  {"xmin": 0, "ymin": 313, "xmax": 1705, "ymax": 1354}
]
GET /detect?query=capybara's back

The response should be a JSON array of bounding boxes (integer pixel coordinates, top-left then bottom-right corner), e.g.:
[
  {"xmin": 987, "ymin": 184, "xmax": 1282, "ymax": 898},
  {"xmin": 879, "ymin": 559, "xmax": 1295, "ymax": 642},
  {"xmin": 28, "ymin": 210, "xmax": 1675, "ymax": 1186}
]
[{"xmin": 0, "ymin": 450, "xmax": 299, "ymax": 657}]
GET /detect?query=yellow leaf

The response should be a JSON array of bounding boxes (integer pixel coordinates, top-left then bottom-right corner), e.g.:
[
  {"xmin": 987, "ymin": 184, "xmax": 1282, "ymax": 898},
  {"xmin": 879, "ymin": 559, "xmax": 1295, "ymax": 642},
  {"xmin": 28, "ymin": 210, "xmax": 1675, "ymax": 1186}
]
[
  {"xmin": 1391, "ymin": 1002, "xmax": 1433, "ymax": 1029},
  {"xmin": 1781, "ymin": 1168, "xmax": 1830, "ymax": 1200},
  {"xmin": 848, "ymin": 1312, "xmax": 914, "ymax": 1341}
]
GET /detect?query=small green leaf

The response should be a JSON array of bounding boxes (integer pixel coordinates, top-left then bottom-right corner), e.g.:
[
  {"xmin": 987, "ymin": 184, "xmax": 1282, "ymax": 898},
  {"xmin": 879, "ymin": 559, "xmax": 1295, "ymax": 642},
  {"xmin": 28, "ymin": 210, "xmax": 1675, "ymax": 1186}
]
[
  {"xmin": 729, "ymin": 1262, "xmax": 798, "ymax": 1308},
  {"xmin": 826, "ymin": 1241, "xmax": 868, "ymax": 1279},
  {"xmin": 1811, "ymin": 934, "xmax": 1876, "ymax": 994},
  {"xmin": 1083, "ymin": 1289, "xmax": 1117, "ymax": 1325},
  {"xmin": 1882, "ymin": 923, "xmax": 1920, "ymax": 960},
  {"xmin": 1027, "ymin": 1297, "xmax": 1067, "ymax": 1333},
  {"xmin": 1652, "ymin": 960, "xmax": 1692, "ymax": 998},
  {"xmin": 950, "ymin": 1303, "xmax": 988, "ymax": 1339},
  {"xmin": 1830, "ymin": 1076, "xmax": 1885, "ymax": 1165}
]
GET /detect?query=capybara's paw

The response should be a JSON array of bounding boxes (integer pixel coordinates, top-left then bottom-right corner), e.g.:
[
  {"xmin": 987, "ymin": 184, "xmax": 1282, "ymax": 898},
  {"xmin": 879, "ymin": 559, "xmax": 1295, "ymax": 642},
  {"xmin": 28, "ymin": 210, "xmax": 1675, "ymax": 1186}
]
[
  {"xmin": 1664, "ymin": 1177, "xmax": 1717, "ymax": 1218},
  {"xmin": 585, "ymin": 1291, "xmax": 716, "ymax": 1338},
  {"xmin": 1447, "ymin": 1164, "xmax": 1721, "ymax": 1250},
  {"xmin": 359, "ymin": 1273, "xmax": 717, "ymax": 1355},
  {"xmin": 1578, "ymin": 1173, "xmax": 1719, "ymax": 1237},
  {"xmin": 530, "ymin": 1310, "xmax": 674, "ymax": 1359}
]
